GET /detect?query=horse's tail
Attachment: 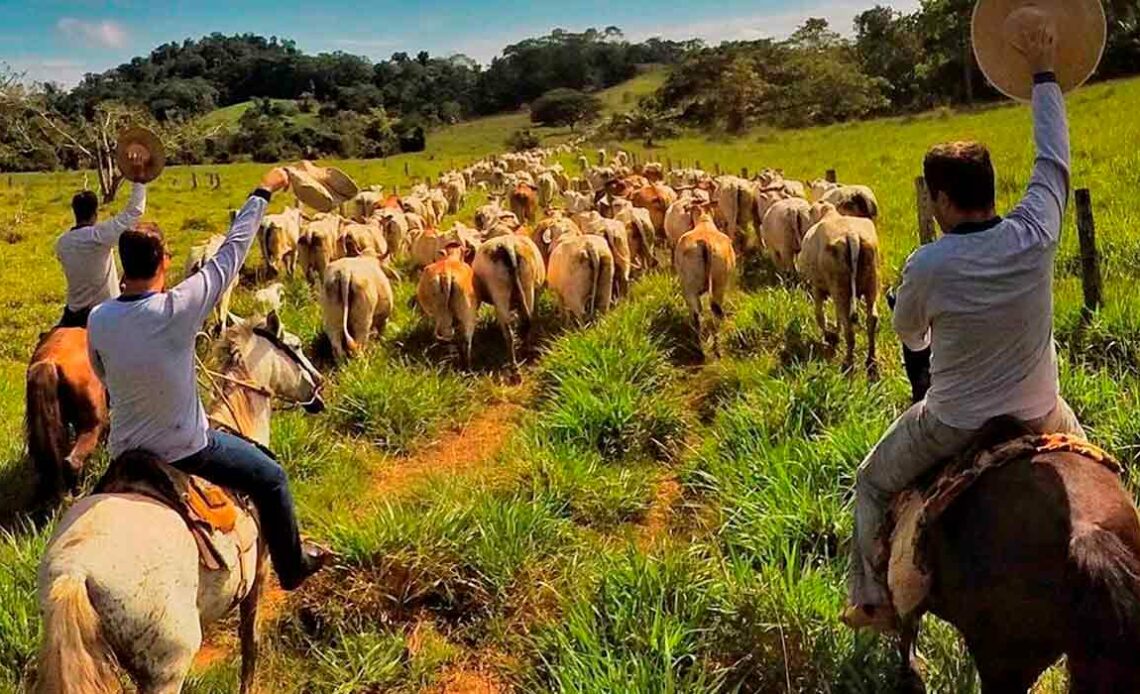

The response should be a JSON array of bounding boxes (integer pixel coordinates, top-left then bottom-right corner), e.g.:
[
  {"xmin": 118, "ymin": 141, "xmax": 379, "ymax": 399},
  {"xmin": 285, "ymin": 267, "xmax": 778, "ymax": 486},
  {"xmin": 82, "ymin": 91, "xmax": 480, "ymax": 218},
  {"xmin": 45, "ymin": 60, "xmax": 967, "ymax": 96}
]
[
  {"xmin": 26, "ymin": 361, "xmax": 66, "ymax": 495},
  {"xmin": 36, "ymin": 574, "xmax": 118, "ymax": 694},
  {"xmin": 1069, "ymin": 525, "xmax": 1140, "ymax": 651}
]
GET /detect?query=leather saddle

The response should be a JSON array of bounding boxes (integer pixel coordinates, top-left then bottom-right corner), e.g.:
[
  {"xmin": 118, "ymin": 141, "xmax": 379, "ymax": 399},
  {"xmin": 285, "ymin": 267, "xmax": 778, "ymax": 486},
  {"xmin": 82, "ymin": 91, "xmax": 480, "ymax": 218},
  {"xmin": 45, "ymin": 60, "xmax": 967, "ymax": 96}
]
[
  {"xmin": 93, "ymin": 449, "xmax": 259, "ymax": 573},
  {"xmin": 881, "ymin": 420, "xmax": 1120, "ymax": 619}
]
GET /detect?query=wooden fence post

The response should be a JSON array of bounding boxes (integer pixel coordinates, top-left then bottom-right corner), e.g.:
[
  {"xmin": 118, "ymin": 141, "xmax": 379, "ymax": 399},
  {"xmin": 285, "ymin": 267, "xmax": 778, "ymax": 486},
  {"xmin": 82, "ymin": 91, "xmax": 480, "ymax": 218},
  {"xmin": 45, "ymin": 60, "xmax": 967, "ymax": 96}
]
[
  {"xmin": 1075, "ymin": 188, "xmax": 1103, "ymax": 315},
  {"xmin": 191, "ymin": 172, "xmax": 198, "ymax": 189},
  {"xmin": 826, "ymin": 169, "xmax": 837, "ymax": 184},
  {"xmin": 213, "ymin": 173, "xmax": 221, "ymax": 190},
  {"xmin": 695, "ymin": 159, "xmax": 701, "ymax": 171},
  {"xmin": 666, "ymin": 157, "xmax": 673, "ymax": 171},
  {"xmin": 404, "ymin": 162, "xmax": 410, "ymax": 177},
  {"xmin": 714, "ymin": 162, "xmax": 722, "ymax": 176},
  {"xmin": 915, "ymin": 176, "xmax": 937, "ymax": 245},
  {"xmin": 740, "ymin": 167, "xmax": 749, "ymax": 179}
]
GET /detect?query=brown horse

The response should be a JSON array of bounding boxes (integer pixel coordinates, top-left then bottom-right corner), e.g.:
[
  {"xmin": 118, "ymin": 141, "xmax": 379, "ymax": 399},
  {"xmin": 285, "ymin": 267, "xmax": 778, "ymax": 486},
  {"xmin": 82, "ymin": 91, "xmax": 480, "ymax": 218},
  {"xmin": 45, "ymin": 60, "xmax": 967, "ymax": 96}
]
[
  {"xmin": 25, "ymin": 328, "xmax": 107, "ymax": 500},
  {"xmin": 897, "ymin": 434, "xmax": 1140, "ymax": 693}
]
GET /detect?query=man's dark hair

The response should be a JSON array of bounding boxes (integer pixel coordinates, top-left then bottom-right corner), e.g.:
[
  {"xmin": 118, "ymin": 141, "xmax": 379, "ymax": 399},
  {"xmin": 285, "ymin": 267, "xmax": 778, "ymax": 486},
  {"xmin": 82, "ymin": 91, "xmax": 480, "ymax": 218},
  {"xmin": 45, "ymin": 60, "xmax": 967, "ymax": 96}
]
[
  {"xmin": 923, "ymin": 141, "xmax": 996, "ymax": 212},
  {"xmin": 72, "ymin": 191, "xmax": 98, "ymax": 225},
  {"xmin": 119, "ymin": 222, "xmax": 166, "ymax": 280}
]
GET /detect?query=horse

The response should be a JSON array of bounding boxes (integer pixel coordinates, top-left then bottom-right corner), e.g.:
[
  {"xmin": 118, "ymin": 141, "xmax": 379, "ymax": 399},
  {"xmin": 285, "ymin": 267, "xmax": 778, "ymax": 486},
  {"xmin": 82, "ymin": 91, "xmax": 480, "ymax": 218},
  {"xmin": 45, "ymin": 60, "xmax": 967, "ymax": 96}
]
[
  {"xmin": 25, "ymin": 327, "xmax": 107, "ymax": 501},
  {"xmin": 34, "ymin": 312, "xmax": 325, "ymax": 694},
  {"xmin": 895, "ymin": 427, "xmax": 1140, "ymax": 693}
]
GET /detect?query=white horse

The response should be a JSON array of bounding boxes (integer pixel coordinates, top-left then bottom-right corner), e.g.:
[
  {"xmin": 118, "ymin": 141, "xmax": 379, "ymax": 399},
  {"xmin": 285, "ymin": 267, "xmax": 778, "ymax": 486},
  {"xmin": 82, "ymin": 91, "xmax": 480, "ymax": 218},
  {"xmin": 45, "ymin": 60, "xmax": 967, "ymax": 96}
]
[{"xmin": 35, "ymin": 312, "xmax": 325, "ymax": 694}]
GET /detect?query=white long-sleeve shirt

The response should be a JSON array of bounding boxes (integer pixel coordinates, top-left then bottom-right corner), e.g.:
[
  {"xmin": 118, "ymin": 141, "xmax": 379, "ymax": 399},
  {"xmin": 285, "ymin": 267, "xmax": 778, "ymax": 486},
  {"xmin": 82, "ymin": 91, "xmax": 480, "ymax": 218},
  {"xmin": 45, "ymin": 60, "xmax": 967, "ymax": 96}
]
[
  {"xmin": 88, "ymin": 194, "xmax": 268, "ymax": 462},
  {"xmin": 55, "ymin": 183, "xmax": 147, "ymax": 311},
  {"xmin": 893, "ymin": 81, "xmax": 1069, "ymax": 430}
]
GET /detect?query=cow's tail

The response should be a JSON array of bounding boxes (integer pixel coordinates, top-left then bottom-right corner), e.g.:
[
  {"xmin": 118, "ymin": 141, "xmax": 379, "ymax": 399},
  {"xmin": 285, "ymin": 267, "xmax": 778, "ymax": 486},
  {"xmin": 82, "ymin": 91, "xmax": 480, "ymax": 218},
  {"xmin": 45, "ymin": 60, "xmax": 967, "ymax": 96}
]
[
  {"xmin": 845, "ymin": 234, "xmax": 861, "ymax": 323},
  {"xmin": 35, "ymin": 574, "xmax": 118, "ymax": 694},
  {"xmin": 26, "ymin": 361, "xmax": 66, "ymax": 497},
  {"xmin": 737, "ymin": 183, "xmax": 750, "ymax": 232},
  {"xmin": 339, "ymin": 274, "xmax": 358, "ymax": 357},
  {"xmin": 696, "ymin": 239, "xmax": 724, "ymax": 320},
  {"xmin": 435, "ymin": 271, "xmax": 455, "ymax": 340},
  {"xmin": 495, "ymin": 243, "xmax": 531, "ymax": 320},
  {"xmin": 585, "ymin": 242, "xmax": 600, "ymax": 318},
  {"xmin": 1069, "ymin": 525, "xmax": 1140, "ymax": 655}
]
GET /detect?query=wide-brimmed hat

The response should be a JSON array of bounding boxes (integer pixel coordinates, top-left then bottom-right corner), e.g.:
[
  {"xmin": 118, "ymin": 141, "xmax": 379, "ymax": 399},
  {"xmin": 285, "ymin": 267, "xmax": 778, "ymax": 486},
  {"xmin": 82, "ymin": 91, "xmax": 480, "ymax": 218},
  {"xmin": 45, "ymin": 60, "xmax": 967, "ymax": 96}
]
[
  {"xmin": 972, "ymin": 0, "xmax": 1106, "ymax": 102},
  {"xmin": 286, "ymin": 162, "xmax": 360, "ymax": 212},
  {"xmin": 300, "ymin": 160, "xmax": 360, "ymax": 201},
  {"xmin": 115, "ymin": 127, "xmax": 165, "ymax": 184}
]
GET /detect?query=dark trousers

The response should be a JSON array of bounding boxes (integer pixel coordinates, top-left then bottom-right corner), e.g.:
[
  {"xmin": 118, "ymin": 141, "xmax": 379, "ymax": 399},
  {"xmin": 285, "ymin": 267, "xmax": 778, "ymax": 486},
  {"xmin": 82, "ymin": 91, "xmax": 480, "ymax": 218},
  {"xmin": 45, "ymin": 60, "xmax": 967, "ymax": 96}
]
[
  {"xmin": 58, "ymin": 305, "xmax": 92, "ymax": 329},
  {"xmin": 173, "ymin": 429, "xmax": 304, "ymax": 585}
]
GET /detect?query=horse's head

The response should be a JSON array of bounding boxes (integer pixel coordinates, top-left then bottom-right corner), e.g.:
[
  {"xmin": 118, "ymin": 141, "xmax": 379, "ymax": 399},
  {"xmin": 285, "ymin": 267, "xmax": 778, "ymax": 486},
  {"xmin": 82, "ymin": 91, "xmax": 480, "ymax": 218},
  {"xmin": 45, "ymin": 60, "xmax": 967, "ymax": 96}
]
[{"xmin": 221, "ymin": 312, "xmax": 326, "ymax": 414}]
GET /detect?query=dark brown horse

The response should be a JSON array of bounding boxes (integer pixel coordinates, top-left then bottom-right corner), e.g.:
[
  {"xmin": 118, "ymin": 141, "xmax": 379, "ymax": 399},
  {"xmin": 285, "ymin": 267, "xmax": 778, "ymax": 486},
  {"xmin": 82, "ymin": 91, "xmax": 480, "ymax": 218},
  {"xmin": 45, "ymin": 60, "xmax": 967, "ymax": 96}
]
[
  {"xmin": 898, "ymin": 441, "xmax": 1140, "ymax": 692},
  {"xmin": 25, "ymin": 327, "xmax": 107, "ymax": 500}
]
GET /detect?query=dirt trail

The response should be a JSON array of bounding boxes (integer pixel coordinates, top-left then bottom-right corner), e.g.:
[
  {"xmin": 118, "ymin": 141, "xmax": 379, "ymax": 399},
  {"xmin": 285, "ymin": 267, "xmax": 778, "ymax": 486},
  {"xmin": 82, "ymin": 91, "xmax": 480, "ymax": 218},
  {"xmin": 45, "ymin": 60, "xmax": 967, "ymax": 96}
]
[
  {"xmin": 192, "ymin": 395, "xmax": 526, "ymax": 675},
  {"xmin": 637, "ymin": 475, "xmax": 682, "ymax": 549},
  {"xmin": 365, "ymin": 399, "xmax": 524, "ymax": 502}
]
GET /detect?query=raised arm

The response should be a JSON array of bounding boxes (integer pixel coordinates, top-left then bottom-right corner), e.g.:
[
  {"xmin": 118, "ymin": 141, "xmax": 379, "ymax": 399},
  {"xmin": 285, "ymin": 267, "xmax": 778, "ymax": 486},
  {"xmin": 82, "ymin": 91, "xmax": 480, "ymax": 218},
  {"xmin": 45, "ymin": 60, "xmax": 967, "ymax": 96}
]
[
  {"xmin": 89, "ymin": 183, "xmax": 147, "ymax": 247},
  {"xmin": 1006, "ymin": 79, "xmax": 1070, "ymax": 246},
  {"xmin": 1006, "ymin": 19, "xmax": 1068, "ymax": 247},
  {"xmin": 168, "ymin": 168, "xmax": 289, "ymax": 333}
]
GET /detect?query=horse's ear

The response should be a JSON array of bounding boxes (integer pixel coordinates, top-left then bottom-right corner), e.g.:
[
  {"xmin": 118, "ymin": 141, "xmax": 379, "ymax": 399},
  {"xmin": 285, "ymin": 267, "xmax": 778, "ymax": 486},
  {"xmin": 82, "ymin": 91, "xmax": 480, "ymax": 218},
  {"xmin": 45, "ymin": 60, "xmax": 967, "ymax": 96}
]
[
  {"xmin": 228, "ymin": 312, "xmax": 247, "ymax": 328},
  {"xmin": 265, "ymin": 310, "xmax": 283, "ymax": 338}
]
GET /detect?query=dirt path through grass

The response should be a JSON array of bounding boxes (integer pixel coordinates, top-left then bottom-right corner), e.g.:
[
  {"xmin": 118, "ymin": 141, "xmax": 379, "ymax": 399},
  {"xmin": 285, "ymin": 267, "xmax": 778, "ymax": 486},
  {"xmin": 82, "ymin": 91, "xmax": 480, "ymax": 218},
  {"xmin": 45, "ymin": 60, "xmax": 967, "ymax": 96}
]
[{"xmin": 193, "ymin": 389, "xmax": 528, "ymax": 676}]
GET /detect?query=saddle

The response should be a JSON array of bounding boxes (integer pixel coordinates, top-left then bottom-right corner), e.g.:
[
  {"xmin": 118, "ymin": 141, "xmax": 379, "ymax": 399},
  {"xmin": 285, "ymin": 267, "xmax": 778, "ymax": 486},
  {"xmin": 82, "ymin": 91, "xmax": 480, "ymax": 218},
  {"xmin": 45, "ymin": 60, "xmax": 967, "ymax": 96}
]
[
  {"xmin": 881, "ymin": 426, "xmax": 1120, "ymax": 619},
  {"xmin": 93, "ymin": 450, "xmax": 259, "ymax": 574}
]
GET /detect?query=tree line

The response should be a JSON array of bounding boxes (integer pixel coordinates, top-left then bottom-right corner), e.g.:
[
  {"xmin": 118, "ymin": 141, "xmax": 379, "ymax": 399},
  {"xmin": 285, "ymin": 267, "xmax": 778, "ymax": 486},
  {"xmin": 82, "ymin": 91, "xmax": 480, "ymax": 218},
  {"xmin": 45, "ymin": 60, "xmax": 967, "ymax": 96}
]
[{"xmin": 629, "ymin": 0, "xmax": 1139, "ymax": 135}]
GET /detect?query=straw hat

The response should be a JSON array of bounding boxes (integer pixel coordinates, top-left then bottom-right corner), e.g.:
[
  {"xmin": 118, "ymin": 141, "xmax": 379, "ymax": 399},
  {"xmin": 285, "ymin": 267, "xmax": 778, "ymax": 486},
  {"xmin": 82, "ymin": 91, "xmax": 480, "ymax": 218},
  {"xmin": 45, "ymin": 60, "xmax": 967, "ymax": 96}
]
[
  {"xmin": 115, "ymin": 127, "xmax": 165, "ymax": 184},
  {"xmin": 299, "ymin": 160, "xmax": 360, "ymax": 201},
  {"xmin": 972, "ymin": 0, "xmax": 1107, "ymax": 102},
  {"xmin": 285, "ymin": 166, "xmax": 337, "ymax": 213}
]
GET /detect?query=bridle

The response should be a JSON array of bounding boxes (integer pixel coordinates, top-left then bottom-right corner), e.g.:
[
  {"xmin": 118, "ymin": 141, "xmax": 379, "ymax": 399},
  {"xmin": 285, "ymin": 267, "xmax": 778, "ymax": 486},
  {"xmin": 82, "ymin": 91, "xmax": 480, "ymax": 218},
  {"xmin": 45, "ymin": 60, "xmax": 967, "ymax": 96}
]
[{"xmin": 196, "ymin": 329, "xmax": 324, "ymax": 423}]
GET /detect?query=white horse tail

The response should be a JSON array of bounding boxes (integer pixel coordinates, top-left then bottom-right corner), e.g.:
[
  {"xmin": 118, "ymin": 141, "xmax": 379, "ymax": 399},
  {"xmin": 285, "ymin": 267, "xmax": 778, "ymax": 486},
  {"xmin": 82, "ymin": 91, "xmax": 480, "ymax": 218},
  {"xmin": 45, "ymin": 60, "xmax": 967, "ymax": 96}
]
[{"xmin": 36, "ymin": 574, "xmax": 118, "ymax": 694}]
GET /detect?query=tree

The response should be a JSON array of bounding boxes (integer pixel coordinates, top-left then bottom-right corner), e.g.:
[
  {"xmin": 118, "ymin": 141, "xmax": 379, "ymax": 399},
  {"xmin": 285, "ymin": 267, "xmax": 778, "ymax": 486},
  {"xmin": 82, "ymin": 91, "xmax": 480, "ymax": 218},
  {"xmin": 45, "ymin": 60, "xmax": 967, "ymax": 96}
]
[
  {"xmin": 530, "ymin": 88, "xmax": 602, "ymax": 130},
  {"xmin": 855, "ymin": 6, "xmax": 924, "ymax": 111},
  {"xmin": 607, "ymin": 104, "xmax": 678, "ymax": 147}
]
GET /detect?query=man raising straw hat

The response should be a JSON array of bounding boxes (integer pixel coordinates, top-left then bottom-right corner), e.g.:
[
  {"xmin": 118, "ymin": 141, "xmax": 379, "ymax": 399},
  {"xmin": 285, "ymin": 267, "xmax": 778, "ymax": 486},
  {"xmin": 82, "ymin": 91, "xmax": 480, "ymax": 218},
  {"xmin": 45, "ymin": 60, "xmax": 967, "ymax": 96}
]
[{"xmin": 843, "ymin": 0, "xmax": 1104, "ymax": 632}]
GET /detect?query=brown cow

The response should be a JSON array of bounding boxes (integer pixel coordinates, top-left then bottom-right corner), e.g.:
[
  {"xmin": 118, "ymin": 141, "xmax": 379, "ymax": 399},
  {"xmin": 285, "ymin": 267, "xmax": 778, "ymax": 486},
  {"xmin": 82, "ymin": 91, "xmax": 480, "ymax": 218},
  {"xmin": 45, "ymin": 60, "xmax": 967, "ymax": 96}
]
[
  {"xmin": 674, "ymin": 213, "xmax": 736, "ymax": 356},
  {"xmin": 631, "ymin": 183, "xmax": 678, "ymax": 239},
  {"xmin": 795, "ymin": 202, "xmax": 880, "ymax": 374},
  {"xmin": 509, "ymin": 182, "xmax": 539, "ymax": 225},
  {"xmin": 417, "ymin": 245, "xmax": 479, "ymax": 368},
  {"xmin": 473, "ymin": 235, "xmax": 545, "ymax": 371}
]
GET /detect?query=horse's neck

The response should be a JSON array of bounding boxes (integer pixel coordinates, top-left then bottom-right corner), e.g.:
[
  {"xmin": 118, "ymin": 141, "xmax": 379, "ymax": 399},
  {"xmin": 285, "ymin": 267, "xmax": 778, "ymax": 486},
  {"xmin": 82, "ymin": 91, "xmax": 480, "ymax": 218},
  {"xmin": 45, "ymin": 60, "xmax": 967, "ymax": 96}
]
[{"xmin": 207, "ymin": 365, "xmax": 272, "ymax": 446}]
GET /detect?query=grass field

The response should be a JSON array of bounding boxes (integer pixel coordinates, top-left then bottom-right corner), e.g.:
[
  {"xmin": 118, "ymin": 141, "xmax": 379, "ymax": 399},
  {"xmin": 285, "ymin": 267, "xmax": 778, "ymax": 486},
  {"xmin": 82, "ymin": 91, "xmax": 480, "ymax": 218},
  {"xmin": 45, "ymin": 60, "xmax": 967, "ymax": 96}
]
[{"xmin": 2, "ymin": 71, "xmax": 1139, "ymax": 693}]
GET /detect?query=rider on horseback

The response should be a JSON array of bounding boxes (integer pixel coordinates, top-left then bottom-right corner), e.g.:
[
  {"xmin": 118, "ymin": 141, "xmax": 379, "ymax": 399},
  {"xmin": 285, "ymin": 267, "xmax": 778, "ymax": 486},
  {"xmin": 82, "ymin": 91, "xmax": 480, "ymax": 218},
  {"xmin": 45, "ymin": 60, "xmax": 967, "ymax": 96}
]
[
  {"xmin": 86, "ymin": 167, "xmax": 331, "ymax": 591},
  {"xmin": 843, "ymin": 21, "xmax": 1085, "ymax": 631},
  {"xmin": 55, "ymin": 151, "xmax": 148, "ymax": 329}
]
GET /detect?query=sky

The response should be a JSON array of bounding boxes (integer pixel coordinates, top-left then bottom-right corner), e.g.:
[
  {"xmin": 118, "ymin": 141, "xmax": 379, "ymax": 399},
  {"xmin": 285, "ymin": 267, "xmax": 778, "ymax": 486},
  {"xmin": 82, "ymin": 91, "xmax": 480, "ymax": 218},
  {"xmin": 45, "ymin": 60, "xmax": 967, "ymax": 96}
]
[{"xmin": 0, "ymin": 0, "xmax": 922, "ymax": 87}]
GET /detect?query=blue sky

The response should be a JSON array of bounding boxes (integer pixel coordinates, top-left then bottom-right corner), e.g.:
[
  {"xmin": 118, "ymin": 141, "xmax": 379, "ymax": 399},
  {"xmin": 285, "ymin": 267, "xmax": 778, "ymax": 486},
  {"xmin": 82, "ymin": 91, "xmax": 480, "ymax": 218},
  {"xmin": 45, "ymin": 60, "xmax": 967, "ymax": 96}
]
[{"xmin": 1, "ymin": 0, "xmax": 920, "ymax": 87}]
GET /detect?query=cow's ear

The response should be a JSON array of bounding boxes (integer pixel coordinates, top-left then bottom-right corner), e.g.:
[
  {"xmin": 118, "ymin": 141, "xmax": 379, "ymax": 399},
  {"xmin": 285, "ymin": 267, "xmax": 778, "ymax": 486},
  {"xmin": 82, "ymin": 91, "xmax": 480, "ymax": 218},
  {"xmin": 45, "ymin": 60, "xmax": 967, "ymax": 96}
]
[{"xmin": 266, "ymin": 310, "xmax": 283, "ymax": 338}]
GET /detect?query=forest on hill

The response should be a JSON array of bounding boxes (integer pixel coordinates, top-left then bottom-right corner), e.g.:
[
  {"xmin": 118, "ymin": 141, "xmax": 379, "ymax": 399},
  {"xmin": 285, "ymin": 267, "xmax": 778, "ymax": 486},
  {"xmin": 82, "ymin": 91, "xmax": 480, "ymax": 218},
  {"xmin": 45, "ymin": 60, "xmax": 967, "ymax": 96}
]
[{"xmin": 1, "ymin": 0, "xmax": 1137, "ymax": 172}]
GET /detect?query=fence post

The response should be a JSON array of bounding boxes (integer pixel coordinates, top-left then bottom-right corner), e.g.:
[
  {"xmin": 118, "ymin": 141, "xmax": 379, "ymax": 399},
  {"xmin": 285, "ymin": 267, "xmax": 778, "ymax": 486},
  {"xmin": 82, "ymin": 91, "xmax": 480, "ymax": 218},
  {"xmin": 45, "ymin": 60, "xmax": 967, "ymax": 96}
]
[
  {"xmin": 826, "ymin": 169, "xmax": 837, "ymax": 184},
  {"xmin": 695, "ymin": 159, "xmax": 701, "ymax": 171},
  {"xmin": 191, "ymin": 172, "xmax": 198, "ymax": 189},
  {"xmin": 714, "ymin": 162, "xmax": 722, "ymax": 176},
  {"xmin": 404, "ymin": 162, "xmax": 410, "ymax": 177},
  {"xmin": 1075, "ymin": 188, "xmax": 1103, "ymax": 316},
  {"xmin": 666, "ymin": 157, "xmax": 673, "ymax": 171},
  {"xmin": 915, "ymin": 176, "xmax": 937, "ymax": 245},
  {"xmin": 740, "ymin": 166, "xmax": 749, "ymax": 179},
  {"xmin": 213, "ymin": 173, "xmax": 221, "ymax": 190}
]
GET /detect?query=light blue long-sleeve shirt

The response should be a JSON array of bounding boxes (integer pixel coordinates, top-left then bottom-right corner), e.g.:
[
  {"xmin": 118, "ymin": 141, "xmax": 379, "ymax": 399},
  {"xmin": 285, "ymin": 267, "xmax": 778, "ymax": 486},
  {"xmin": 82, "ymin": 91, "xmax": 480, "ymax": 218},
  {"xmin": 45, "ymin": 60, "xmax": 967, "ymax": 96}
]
[
  {"xmin": 893, "ymin": 82, "xmax": 1070, "ymax": 430},
  {"xmin": 88, "ymin": 195, "xmax": 268, "ymax": 462},
  {"xmin": 55, "ymin": 183, "xmax": 146, "ymax": 311}
]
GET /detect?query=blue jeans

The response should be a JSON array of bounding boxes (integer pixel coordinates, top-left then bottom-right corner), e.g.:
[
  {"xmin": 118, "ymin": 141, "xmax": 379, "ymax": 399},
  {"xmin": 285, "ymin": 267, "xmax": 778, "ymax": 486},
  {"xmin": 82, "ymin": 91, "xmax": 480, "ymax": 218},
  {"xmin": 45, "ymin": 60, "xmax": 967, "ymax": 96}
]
[{"xmin": 173, "ymin": 429, "xmax": 304, "ymax": 586}]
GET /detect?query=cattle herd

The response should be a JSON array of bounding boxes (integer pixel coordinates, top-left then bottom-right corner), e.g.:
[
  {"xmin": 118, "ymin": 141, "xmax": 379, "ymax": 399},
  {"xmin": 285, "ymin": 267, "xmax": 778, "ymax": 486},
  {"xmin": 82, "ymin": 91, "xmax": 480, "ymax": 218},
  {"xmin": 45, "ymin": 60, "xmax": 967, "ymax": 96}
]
[{"xmin": 200, "ymin": 143, "xmax": 883, "ymax": 373}]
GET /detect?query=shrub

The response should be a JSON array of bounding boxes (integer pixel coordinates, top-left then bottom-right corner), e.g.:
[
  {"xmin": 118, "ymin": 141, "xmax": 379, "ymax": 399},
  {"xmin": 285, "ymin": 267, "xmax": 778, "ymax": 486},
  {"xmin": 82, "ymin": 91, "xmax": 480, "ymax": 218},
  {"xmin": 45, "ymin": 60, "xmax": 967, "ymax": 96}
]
[{"xmin": 507, "ymin": 128, "xmax": 541, "ymax": 152}]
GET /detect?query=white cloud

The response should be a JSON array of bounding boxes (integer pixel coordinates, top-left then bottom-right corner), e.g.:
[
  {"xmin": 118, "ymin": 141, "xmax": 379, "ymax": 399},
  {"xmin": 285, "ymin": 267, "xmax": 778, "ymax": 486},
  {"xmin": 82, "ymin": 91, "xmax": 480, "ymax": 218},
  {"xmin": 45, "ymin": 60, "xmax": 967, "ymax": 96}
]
[
  {"xmin": 56, "ymin": 17, "xmax": 128, "ymax": 49},
  {"xmin": 629, "ymin": 0, "xmax": 924, "ymax": 44},
  {"xmin": 6, "ymin": 58, "xmax": 90, "ymax": 87}
]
